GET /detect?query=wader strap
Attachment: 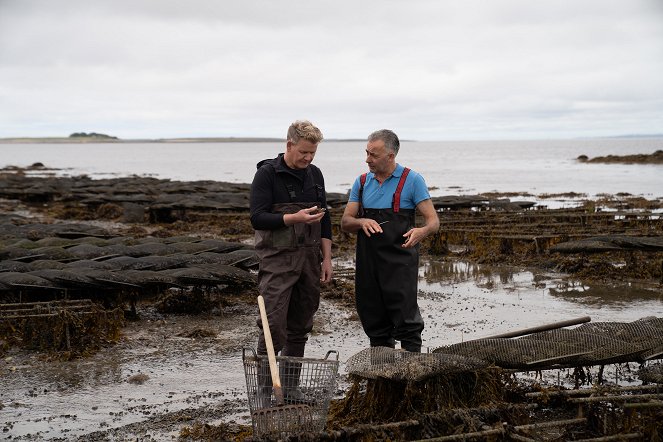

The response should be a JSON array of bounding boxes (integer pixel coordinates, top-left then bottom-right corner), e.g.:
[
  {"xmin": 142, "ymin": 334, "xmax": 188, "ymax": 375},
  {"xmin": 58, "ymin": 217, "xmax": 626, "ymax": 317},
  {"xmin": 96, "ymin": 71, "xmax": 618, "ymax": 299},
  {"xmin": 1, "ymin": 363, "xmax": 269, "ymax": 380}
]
[
  {"xmin": 392, "ymin": 168, "xmax": 410, "ymax": 213},
  {"xmin": 358, "ymin": 173, "xmax": 367, "ymax": 216},
  {"xmin": 278, "ymin": 167, "xmax": 314, "ymax": 202},
  {"xmin": 285, "ymin": 183, "xmax": 297, "ymax": 200},
  {"xmin": 268, "ymin": 162, "xmax": 298, "ymax": 202}
]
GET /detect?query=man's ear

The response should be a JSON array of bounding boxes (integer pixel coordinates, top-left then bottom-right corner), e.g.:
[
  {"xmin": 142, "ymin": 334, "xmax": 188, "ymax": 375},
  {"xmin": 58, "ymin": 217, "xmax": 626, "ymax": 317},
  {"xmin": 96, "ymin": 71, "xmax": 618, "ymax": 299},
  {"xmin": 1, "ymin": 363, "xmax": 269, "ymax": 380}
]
[{"xmin": 286, "ymin": 140, "xmax": 293, "ymax": 151}]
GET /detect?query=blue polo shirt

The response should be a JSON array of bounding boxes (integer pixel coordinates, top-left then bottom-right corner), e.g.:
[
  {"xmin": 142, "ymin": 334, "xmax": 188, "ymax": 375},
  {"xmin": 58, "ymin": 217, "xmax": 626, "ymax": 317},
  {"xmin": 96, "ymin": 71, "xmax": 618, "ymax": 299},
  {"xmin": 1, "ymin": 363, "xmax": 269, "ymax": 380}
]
[{"xmin": 348, "ymin": 164, "xmax": 431, "ymax": 209}]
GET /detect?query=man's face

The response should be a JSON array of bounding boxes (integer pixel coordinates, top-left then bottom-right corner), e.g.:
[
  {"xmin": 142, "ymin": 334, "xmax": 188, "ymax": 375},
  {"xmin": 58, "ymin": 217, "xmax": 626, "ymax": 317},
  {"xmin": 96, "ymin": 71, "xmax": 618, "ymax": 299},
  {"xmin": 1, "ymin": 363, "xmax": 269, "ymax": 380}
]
[
  {"xmin": 365, "ymin": 139, "xmax": 393, "ymax": 175},
  {"xmin": 286, "ymin": 139, "xmax": 318, "ymax": 169}
]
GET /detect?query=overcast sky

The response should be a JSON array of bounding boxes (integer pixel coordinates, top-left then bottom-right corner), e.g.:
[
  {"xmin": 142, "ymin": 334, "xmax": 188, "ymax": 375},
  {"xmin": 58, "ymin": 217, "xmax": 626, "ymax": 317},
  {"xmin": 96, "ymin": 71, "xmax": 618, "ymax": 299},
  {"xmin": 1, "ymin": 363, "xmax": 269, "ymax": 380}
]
[{"xmin": 1, "ymin": 0, "xmax": 662, "ymax": 140}]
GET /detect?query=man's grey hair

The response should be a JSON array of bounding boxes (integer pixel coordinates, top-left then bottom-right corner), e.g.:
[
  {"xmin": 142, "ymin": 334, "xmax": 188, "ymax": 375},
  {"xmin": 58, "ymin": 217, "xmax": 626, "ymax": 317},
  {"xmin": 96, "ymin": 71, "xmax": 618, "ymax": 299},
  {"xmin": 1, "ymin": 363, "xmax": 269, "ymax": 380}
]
[{"xmin": 368, "ymin": 129, "xmax": 400, "ymax": 155}]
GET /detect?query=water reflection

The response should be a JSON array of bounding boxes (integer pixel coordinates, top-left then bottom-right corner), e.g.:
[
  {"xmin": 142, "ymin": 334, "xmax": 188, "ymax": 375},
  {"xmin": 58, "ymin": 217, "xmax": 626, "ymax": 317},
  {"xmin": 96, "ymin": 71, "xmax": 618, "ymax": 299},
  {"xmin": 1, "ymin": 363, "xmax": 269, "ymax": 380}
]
[
  {"xmin": 549, "ymin": 280, "xmax": 663, "ymax": 305},
  {"xmin": 420, "ymin": 258, "xmax": 663, "ymax": 310},
  {"xmin": 421, "ymin": 259, "xmax": 532, "ymax": 290},
  {"xmin": 7, "ymin": 352, "xmax": 125, "ymax": 393},
  {"xmin": 422, "ymin": 260, "xmax": 496, "ymax": 285}
]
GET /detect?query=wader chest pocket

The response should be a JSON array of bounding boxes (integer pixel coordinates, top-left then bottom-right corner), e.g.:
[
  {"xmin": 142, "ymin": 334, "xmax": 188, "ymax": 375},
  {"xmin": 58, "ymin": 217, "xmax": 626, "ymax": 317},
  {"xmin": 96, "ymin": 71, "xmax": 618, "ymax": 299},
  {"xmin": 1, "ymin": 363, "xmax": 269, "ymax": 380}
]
[
  {"xmin": 256, "ymin": 201, "xmax": 322, "ymax": 250},
  {"xmin": 270, "ymin": 226, "xmax": 295, "ymax": 248}
]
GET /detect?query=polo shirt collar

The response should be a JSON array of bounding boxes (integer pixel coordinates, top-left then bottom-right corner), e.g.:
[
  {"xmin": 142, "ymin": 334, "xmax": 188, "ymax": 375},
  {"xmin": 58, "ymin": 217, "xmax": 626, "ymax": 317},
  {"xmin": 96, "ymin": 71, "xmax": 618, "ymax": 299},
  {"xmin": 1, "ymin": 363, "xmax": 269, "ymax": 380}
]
[
  {"xmin": 368, "ymin": 163, "xmax": 403, "ymax": 182},
  {"xmin": 391, "ymin": 163, "xmax": 404, "ymax": 178}
]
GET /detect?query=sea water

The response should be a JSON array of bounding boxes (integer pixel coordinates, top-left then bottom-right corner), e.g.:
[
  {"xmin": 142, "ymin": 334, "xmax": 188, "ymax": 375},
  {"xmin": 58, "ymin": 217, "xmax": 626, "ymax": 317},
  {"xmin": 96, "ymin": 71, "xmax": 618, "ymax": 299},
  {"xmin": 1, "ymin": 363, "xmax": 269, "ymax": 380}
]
[{"xmin": 2, "ymin": 138, "xmax": 662, "ymax": 203}]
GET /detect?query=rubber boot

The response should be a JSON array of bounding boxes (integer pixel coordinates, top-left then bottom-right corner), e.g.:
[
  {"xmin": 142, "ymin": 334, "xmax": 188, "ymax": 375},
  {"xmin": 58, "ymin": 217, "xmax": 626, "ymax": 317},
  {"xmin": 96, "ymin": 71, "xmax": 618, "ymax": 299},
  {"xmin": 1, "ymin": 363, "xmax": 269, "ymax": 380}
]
[
  {"xmin": 279, "ymin": 360, "xmax": 314, "ymax": 405},
  {"xmin": 256, "ymin": 358, "xmax": 272, "ymax": 409},
  {"xmin": 402, "ymin": 344, "xmax": 421, "ymax": 353}
]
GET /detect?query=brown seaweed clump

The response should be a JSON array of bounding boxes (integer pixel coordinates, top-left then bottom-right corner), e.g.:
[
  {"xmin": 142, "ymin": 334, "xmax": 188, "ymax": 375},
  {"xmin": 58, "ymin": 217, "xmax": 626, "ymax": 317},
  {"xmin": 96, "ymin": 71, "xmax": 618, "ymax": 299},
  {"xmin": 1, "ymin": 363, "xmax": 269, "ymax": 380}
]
[
  {"xmin": 0, "ymin": 300, "xmax": 123, "ymax": 360},
  {"xmin": 319, "ymin": 368, "xmax": 532, "ymax": 442},
  {"xmin": 179, "ymin": 421, "xmax": 251, "ymax": 442},
  {"xmin": 328, "ymin": 367, "xmax": 507, "ymax": 428},
  {"xmin": 127, "ymin": 373, "xmax": 150, "ymax": 384},
  {"xmin": 155, "ymin": 288, "xmax": 217, "ymax": 314},
  {"xmin": 554, "ymin": 251, "xmax": 663, "ymax": 281},
  {"xmin": 320, "ymin": 276, "xmax": 356, "ymax": 307}
]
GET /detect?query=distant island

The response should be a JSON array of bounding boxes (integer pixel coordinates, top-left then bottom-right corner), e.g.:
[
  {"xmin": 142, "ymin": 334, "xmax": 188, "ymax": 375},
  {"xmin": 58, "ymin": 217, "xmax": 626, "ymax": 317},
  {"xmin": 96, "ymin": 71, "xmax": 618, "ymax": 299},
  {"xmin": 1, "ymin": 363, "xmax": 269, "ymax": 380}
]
[
  {"xmin": 0, "ymin": 134, "xmax": 283, "ymax": 143},
  {"xmin": 69, "ymin": 132, "xmax": 118, "ymax": 140}
]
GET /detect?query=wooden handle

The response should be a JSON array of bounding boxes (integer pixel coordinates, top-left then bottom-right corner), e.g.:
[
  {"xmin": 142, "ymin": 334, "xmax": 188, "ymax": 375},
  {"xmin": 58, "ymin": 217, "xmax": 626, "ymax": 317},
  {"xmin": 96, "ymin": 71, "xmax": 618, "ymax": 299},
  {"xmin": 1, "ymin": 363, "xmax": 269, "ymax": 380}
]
[
  {"xmin": 258, "ymin": 295, "xmax": 284, "ymax": 405},
  {"xmin": 479, "ymin": 316, "xmax": 591, "ymax": 340}
]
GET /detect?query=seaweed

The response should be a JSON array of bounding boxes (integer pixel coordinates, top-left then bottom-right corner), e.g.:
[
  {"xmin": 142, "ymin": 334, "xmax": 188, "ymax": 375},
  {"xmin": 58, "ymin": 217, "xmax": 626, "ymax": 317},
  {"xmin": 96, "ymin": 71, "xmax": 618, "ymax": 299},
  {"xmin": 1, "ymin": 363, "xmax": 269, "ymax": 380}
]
[
  {"xmin": 0, "ymin": 300, "xmax": 124, "ymax": 360},
  {"xmin": 329, "ymin": 368, "xmax": 507, "ymax": 427}
]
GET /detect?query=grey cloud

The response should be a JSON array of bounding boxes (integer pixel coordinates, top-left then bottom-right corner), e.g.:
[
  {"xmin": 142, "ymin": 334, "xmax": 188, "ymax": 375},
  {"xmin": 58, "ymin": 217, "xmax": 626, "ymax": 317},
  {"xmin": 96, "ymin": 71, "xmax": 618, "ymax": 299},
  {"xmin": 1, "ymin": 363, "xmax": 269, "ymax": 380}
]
[{"xmin": 0, "ymin": 0, "xmax": 662, "ymax": 139}]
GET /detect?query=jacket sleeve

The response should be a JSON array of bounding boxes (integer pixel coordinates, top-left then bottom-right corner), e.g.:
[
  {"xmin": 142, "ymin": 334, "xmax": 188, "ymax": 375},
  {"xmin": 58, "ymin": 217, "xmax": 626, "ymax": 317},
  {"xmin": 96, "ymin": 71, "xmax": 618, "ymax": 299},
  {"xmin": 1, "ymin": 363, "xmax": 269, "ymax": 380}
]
[
  {"xmin": 250, "ymin": 165, "xmax": 287, "ymax": 230},
  {"xmin": 316, "ymin": 168, "xmax": 333, "ymax": 241}
]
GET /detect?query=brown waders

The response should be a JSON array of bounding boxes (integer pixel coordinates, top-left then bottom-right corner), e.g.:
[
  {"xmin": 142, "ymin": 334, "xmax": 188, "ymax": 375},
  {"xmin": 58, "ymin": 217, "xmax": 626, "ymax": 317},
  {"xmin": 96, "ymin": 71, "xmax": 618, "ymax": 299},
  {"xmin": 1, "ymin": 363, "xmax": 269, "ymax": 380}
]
[
  {"xmin": 254, "ymin": 202, "xmax": 321, "ymax": 403},
  {"xmin": 355, "ymin": 207, "xmax": 425, "ymax": 352}
]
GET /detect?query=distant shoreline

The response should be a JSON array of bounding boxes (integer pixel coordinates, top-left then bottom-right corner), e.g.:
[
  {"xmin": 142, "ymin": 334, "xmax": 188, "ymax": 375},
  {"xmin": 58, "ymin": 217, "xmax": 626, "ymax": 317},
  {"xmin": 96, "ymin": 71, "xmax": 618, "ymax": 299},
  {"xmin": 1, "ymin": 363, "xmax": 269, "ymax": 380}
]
[
  {"xmin": 0, "ymin": 137, "xmax": 367, "ymax": 144},
  {"xmin": 0, "ymin": 137, "xmax": 284, "ymax": 144},
  {"xmin": 2, "ymin": 134, "xmax": 662, "ymax": 144},
  {"xmin": 578, "ymin": 150, "xmax": 663, "ymax": 165}
]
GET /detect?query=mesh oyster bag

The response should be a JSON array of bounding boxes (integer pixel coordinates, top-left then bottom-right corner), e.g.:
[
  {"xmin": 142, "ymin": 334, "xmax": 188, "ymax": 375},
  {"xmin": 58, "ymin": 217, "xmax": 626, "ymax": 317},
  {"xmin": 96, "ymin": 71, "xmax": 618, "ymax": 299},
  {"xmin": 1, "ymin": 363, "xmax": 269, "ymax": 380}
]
[{"xmin": 345, "ymin": 347, "xmax": 490, "ymax": 382}]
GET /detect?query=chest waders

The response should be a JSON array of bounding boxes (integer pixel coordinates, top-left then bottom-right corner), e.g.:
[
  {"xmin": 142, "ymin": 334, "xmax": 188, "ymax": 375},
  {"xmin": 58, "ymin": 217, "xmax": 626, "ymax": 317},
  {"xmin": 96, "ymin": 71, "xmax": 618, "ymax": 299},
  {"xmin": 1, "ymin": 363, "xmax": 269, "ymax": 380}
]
[
  {"xmin": 355, "ymin": 169, "xmax": 425, "ymax": 352},
  {"xmin": 254, "ymin": 171, "xmax": 324, "ymax": 402}
]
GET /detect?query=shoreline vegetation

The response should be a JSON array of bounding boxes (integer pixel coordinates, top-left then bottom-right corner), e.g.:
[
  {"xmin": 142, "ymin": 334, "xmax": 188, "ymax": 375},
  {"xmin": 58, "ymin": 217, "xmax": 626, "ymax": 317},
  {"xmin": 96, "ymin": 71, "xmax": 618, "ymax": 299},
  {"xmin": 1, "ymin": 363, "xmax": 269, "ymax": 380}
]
[{"xmin": 577, "ymin": 149, "xmax": 663, "ymax": 164}]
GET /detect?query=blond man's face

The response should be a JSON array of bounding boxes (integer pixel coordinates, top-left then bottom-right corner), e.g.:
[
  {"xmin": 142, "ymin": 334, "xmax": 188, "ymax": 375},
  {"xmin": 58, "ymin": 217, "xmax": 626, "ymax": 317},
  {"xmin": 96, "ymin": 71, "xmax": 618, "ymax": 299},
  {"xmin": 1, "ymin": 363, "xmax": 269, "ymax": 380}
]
[{"xmin": 285, "ymin": 139, "xmax": 318, "ymax": 170}]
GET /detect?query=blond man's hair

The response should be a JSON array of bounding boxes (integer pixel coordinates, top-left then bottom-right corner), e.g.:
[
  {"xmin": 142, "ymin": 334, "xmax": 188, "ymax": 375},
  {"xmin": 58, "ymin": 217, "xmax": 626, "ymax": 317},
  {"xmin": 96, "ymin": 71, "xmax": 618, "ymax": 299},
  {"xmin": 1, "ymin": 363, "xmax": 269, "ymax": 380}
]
[{"xmin": 287, "ymin": 120, "xmax": 323, "ymax": 144}]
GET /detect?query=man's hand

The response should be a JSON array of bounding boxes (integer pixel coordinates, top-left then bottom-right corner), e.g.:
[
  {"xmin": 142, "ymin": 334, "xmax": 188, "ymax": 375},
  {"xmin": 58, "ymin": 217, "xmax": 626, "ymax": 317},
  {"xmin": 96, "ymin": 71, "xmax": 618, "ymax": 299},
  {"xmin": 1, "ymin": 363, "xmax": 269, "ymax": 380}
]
[
  {"xmin": 360, "ymin": 218, "xmax": 385, "ymax": 237},
  {"xmin": 320, "ymin": 238, "xmax": 333, "ymax": 284},
  {"xmin": 402, "ymin": 227, "xmax": 426, "ymax": 248},
  {"xmin": 402, "ymin": 199, "xmax": 439, "ymax": 248},
  {"xmin": 320, "ymin": 257, "xmax": 333, "ymax": 283},
  {"xmin": 284, "ymin": 206, "xmax": 325, "ymax": 226}
]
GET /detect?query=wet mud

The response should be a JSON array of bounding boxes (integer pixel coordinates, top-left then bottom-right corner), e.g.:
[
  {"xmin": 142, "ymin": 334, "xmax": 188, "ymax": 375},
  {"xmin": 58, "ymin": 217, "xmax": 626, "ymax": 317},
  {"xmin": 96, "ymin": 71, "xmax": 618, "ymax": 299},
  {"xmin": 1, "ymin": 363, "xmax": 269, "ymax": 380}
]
[{"xmin": 1, "ymin": 170, "xmax": 662, "ymax": 440}]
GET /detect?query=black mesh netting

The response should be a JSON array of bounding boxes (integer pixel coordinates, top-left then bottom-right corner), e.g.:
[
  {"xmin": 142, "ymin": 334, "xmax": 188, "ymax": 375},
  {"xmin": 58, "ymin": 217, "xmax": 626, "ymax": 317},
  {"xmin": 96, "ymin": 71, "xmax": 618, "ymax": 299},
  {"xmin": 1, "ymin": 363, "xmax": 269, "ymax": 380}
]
[
  {"xmin": 638, "ymin": 362, "xmax": 663, "ymax": 384},
  {"xmin": 346, "ymin": 347, "xmax": 490, "ymax": 382},
  {"xmin": 346, "ymin": 317, "xmax": 663, "ymax": 380},
  {"xmin": 432, "ymin": 317, "xmax": 663, "ymax": 372}
]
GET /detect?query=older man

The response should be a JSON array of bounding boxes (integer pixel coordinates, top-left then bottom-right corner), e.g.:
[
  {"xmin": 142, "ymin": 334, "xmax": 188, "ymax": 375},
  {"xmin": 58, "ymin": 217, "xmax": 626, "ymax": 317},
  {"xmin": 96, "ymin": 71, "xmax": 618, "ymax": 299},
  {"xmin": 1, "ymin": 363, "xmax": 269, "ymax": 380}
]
[{"xmin": 341, "ymin": 129, "xmax": 439, "ymax": 352}]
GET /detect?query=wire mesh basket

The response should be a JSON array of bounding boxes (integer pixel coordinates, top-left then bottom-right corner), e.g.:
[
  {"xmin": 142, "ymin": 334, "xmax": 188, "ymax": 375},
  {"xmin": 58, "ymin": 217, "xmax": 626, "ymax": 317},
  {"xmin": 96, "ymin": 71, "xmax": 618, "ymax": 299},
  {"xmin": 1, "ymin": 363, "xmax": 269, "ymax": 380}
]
[{"xmin": 242, "ymin": 347, "xmax": 339, "ymax": 438}]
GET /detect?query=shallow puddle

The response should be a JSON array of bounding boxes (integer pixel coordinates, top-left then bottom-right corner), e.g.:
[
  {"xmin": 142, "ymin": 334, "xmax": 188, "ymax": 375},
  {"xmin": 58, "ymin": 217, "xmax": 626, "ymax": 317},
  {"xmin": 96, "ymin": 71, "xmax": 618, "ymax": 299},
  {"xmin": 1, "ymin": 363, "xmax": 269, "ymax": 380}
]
[
  {"xmin": 1, "ymin": 258, "xmax": 662, "ymax": 440},
  {"xmin": 418, "ymin": 260, "xmax": 663, "ymax": 348}
]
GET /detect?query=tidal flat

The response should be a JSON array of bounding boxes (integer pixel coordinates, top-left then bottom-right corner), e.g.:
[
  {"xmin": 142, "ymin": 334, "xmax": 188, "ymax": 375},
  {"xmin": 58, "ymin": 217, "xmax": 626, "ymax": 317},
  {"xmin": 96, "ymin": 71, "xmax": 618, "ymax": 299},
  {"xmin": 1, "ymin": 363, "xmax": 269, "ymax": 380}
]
[{"xmin": 1, "ymin": 169, "xmax": 662, "ymax": 440}]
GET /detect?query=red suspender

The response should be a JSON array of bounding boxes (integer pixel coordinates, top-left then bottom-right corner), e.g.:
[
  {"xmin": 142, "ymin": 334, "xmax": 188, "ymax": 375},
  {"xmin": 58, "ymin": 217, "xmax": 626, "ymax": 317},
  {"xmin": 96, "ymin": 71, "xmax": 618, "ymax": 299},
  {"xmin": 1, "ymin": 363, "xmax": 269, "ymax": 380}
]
[
  {"xmin": 357, "ymin": 173, "xmax": 367, "ymax": 215},
  {"xmin": 359, "ymin": 173, "xmax": 367, "ymax": 203},
  {"xmin": 392, "ymin": 168, "xmax": 410, "ymax": 213},
  {"xmin": 360, "ymin": 168, "xmax": 409, "ymax": 212}
]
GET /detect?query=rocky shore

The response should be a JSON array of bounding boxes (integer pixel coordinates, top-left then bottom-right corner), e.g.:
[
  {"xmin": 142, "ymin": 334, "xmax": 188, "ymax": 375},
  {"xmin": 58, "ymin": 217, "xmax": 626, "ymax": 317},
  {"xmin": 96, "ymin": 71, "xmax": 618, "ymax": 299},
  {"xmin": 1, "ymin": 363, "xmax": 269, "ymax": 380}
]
[
  {"xmin": 4, "ymin": 165, "xmax": 662, "ymax": 282},
  {"xmin": 577, "ymin": 149, "xmax": 663, "ymax": 164}
]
